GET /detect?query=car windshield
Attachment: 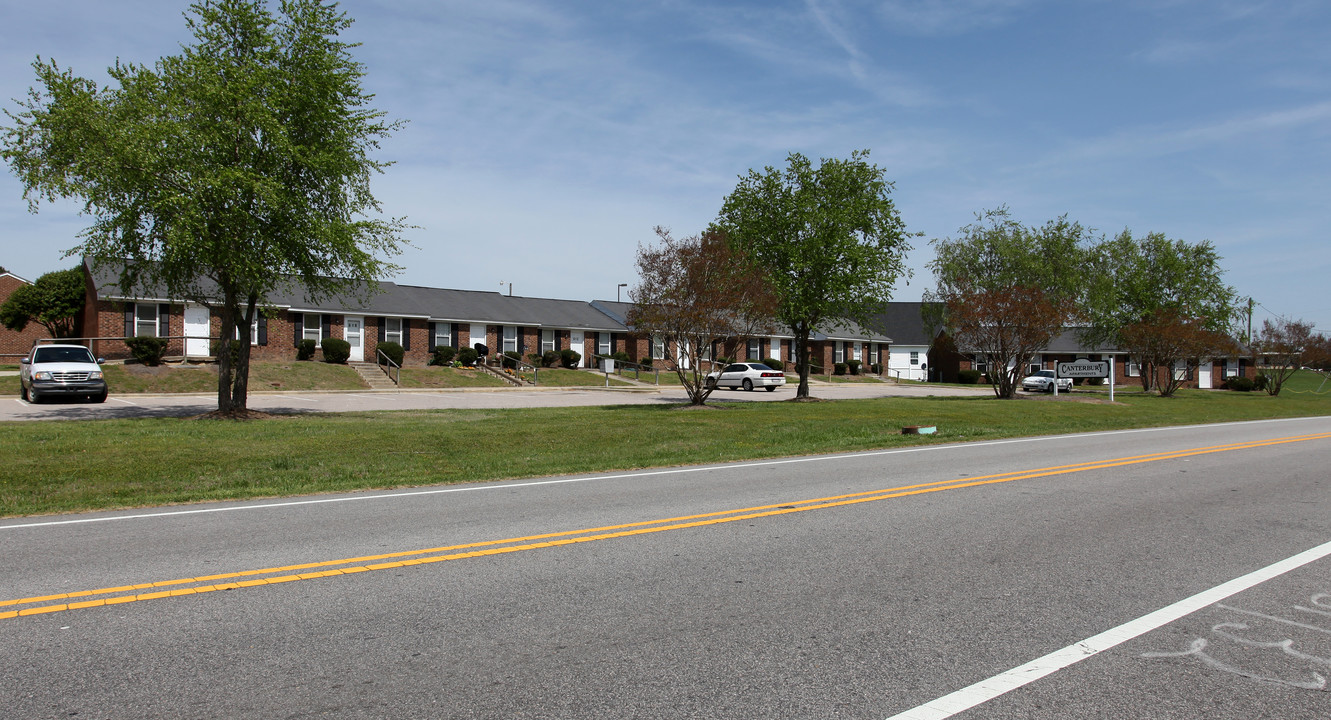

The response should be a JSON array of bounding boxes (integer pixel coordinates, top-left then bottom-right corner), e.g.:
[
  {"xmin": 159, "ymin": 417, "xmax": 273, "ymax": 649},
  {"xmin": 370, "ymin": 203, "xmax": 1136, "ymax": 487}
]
[{"xmin": 33, "ymin": 347, "xmax": 97, "ymax": 364}]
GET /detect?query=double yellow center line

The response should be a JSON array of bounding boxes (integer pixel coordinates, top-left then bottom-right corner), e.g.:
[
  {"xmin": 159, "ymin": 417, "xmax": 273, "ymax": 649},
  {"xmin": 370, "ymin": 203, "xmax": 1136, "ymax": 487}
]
[{"xmin": 4, "ymin": 431, "xmax": 1328, "ymax": 620}]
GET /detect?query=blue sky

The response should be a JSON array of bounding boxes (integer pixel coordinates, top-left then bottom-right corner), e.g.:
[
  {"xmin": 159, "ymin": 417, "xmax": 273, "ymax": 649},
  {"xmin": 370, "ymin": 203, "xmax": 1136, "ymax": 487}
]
[{"xmin": 3, "ymin": 1, "xmax": 1328, "ymax": 332}]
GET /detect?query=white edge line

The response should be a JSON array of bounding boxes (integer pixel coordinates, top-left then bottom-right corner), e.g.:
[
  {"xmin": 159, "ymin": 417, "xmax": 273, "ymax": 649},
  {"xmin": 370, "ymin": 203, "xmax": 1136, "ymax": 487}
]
[
  {"xmin": 884, "ymin": 538, "xmax": 1331, "ymax": 720},
  {"xmin": 2, "ymin": 415, "xmax": 1326, "ymax": 531}
]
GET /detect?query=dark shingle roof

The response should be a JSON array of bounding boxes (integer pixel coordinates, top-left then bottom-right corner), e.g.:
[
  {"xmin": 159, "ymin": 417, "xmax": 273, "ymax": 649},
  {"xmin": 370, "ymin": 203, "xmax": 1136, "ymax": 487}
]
[{"xmin": 865, "ymin": 302, "xmax": 936, "ymax": 347}]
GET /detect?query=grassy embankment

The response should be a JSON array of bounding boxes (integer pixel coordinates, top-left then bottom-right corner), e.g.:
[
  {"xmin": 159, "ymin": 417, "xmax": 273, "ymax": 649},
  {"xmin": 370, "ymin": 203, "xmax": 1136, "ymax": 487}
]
[{"xmin": 2, "ymin": 371, "xmax": 1328, "ymax": 518}]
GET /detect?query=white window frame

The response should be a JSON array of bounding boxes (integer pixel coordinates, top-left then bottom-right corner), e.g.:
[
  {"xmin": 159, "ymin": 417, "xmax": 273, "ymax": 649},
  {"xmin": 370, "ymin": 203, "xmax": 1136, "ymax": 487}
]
[
  {"xmin": 541, "ymin": 329, "xmax": 556, "ymax": 354},
  {"xmin": 1127, "ymin": 356, "xmax": 1140, "ymax": 377},
  {"xmin": 434, "ymin": 322, "xmax": 452, "ymax": 349},
  {"xmin": 909, "ymin": 350, "xmax": 919, "ymax": 366},
  {"xmin": 598, "ymin": 333, "xmax": 612, "ymax": 356},
  {"xmin": 974, "ymin": 355, "xmax": 988, "ymax": 374},
  {"xmin": 502, "ymin": 325, "xmax": 518, "ymax": 353},
  {"xmin": 135, "ymin": 303, "xmax": 159, "ymax": 337},
  {"xmin": 303, "ymin": 313, "xmax": 322, "ymax": 342},
  {"xmin": 651, "ymin": 335, "xmax": 665, "ymax": 360},
  {"xmin": 834, "ymin": 341, "xmax": 845, "ymax": 364},
  {"xmin": 233, "ymin": 318, "xmax": 259, "ymax": 344},
  {"xmin": 1225, "ymin": 358, "xmax": 1239, "ymax": 377},
  {"xmin": 385, "ymin": 317, "xmax": 403, "ymax": 346},
  {"xmin": 747, "ymin": 339, "xmax": 760, "ymax": 360}
]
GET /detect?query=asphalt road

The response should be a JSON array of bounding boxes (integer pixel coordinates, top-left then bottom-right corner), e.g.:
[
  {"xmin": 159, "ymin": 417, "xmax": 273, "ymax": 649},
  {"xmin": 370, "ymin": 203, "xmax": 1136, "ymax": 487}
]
[
  {"xmin": 0, "ymin": 379, "xmax": 991, "ymax": 420},
  {"xmin": 2, "ymin": 417, "xmax": 1329, "ymax": 718}
]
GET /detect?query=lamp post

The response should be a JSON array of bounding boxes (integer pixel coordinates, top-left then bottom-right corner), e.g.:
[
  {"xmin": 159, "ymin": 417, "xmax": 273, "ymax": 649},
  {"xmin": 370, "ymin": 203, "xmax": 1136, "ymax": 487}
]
[{"xmin": 617, "ymin": 283, "xmax": 628, "ymax": 302}]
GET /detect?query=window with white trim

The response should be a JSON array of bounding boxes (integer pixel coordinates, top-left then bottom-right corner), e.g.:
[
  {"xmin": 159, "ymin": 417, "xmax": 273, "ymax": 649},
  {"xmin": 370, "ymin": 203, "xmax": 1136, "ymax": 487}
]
[
  {"xmin": 385, "ymin": 317, "xmax": 403, "ymax": 345},
  {"xmin": 434, "ymin": 323, "xmax": 452, "ymax": 348},
  {"xmin": 135, "ymin": 303, "xmax": 159, "ymax": 337},
  {"xmin": 834, "ymin": 342, "xmax": 845, "ymax": 364},
  {"xmin": 747, "ymin": 339, "xmax": 760, "ymax": 359},
  {"xmin": 909, "ymin": 351, "xmax": 919, "ymax": 366},
  {"xmin": 502, "ymin": 325, "xmax": 518, "ymax": 353},
  {"xmin": 541, "ymin": 329, "xmax": 555, "ymax": 353},
  {"xmin": 303, "ymin": 313, "xmax": 322, "ymax": 342},
  {"xmin": 1126, "ymin": 356, "xmax": 1140, "ymax": 377},
  {"xmin": 233, "ymin": 318, "xmax": 259, "ymax": 344},
  {"xmin": 974, "ymin": 355, "xmax": 988, "ymax": 374},
  {"xmin": 651, "ymin": 335, "xmax": 665, "ymax": 360}
]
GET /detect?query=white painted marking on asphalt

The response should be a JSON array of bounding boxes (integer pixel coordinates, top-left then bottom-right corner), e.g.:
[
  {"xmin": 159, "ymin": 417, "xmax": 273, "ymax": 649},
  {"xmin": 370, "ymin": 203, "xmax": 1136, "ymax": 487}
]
[
  {"xmin": 110, "ymin": 397, "xmax": 138, "ymax": 406},
  {"xmin": 2, "ymin": 415, "xmax": 1327, "ymax": 531},
  {"xmin": 883, "ymin": 539, "xmax": 1331, "ymax": 720}
]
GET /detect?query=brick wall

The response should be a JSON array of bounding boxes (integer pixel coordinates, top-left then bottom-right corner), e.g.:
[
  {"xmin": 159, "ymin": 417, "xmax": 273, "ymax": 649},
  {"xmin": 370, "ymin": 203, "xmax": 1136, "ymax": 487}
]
[{"xmin": 0, "ymin": 274, "xmax": 51, "ymax": 359}]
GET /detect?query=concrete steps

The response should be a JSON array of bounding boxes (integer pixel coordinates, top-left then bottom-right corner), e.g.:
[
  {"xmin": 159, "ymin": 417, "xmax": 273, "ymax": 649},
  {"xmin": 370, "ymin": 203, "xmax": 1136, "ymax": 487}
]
[{"xmin": 349, "ymin": 361, "xmax": 398, "ymax": 390}]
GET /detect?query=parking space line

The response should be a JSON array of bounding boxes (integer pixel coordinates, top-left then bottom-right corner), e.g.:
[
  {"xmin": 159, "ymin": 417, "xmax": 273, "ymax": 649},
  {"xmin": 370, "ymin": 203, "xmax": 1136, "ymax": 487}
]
[{"xmin": 110, "ymin": 397, "xmax": 139, "ymax": 406}]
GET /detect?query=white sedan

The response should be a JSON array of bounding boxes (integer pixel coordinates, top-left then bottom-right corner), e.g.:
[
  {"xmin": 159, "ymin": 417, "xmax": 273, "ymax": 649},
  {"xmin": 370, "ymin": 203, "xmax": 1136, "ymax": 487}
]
[
  {"xmin": 706, "ymin": 362, "xmax": 787, "ymax": 392},
  {"xmin": 1021, "ymin": 369, "xmax": 1073, "ymax": 393}
]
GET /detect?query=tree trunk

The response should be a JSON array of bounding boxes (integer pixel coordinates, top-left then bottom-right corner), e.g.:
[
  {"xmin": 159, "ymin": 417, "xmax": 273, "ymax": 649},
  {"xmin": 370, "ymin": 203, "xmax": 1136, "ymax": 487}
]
[
  {"xmin": 794, "ymin": 325, "xmax": 812, "ymax": 399},
  {"xmin": 216, "ymin": 294, "xmax": 238, "ymax": 414},
  {"xmin": 230, "ymin": 295, "xmax": 257, "ymax": 411}
]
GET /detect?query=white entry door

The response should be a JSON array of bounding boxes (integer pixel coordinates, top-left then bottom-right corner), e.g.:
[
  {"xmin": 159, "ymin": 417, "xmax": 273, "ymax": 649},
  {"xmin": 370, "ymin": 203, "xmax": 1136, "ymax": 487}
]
[
  {"xmin": 1197, "ymin": 359, "xmax": 1212, "ymax": 389},
  {"xmin": 345, "ymin": 316, "xmax": 364, "ymax": 362},
  {"xmin": 569, "ymin": 330, "xmax": 585, "ymax": 367},
  {"xmin": 184, "ymin": 303, "xmax": 211, "ymax": 357}
]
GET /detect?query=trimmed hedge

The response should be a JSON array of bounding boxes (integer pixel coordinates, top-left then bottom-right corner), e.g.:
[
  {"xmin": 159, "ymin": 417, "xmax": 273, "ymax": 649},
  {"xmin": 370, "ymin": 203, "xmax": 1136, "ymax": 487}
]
[
  {"xmin": 958, "ymin": 369, "xmax": 982, "ymax": 384},
  {"xmin": 321, "ymin": 338, "xmax": 351, "ymax": 364},
  {"xmin": 847, "ymin": 359, "xmax": 862, "ymax": 375},
  {"xmin": 457, "ymin": 347, "xmax": 478, "ymax": 366},
  {"xmin": 833, "ymin": 363, "xmax": 848, "ymax": 376},
  {"xmin": 297, "ymin": 338, "xmax": 317, "ymax": 361},
  {"xmin": 761, "ymin": 357, "xmax": 783, "ymax": 371},
  {"xmin": 430, "ymin": 345, "xmax": 457, "ymax": 366},
  {"xmin": 377, "ymin": 341, "xmax": 405, "ymax": 367},
  {"xmin": 560, "ymin": 349, "xmax": 581, "ymax": 369},
  {"xmin": 1226, "ymin": 376, "xmax": 1256, "ymax": 392},
  {"xmin": 125, "ymin": 336, "xmax": 169, "ymax": 366}
]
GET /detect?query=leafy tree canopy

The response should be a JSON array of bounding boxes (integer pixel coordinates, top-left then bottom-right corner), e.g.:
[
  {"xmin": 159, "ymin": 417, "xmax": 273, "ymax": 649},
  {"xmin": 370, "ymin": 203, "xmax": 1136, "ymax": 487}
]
[
  {"xmin": 715, "ymin": 150, "xmax": 913, "ymax": 398},
  {"xmin": 924, "ymin": 207, "xmax": 1098, "ymax": 398},
  {"xmin": 2, "ymin": 0, "xmax": 407, "ymax": 415},
  {"xmin": 0, "ymin": 265, "xmax": 84, "ymax": 338}
]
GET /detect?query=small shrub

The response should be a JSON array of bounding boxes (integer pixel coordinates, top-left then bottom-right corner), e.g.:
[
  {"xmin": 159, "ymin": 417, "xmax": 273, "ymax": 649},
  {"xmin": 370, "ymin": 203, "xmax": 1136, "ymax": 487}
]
[
  {"xmin": 560, "ymin": 349, "xmax": 581, "ymax": 369},
  {"xmin": 377, "ymin": 341, "xmax": 405, "ymax": 367},
  {"xmin": 611, "ymin": 351, "xmax": 631, "ymax": 364},
  {"xmin": 541, "ymin": 350, "xmax": 560, "ymax": 367},
  {"xmin": 1226, "ymin": 376, "xmax": 1255, "ymax": 392},
  {"xmin": 125, "ymin": 336, "xmax": 170, "ymax": 366},
  {"xmin": 847, "ymin": 359, "xmax": 862, "ymax": 375},
  {"xmin": 457, "ymin": 347, "xmax": 478, "ymax": 367},
  {"xmin": 210, "ymin": 339, "xmax": 242, "ymax": 366},
  {"xmin": 430, "ymin": 345, "xmax": 457, "ymax": 366},
  {"xmin": 761, "ymin": 357, "xmax": 783, "ymax": 371},
  {"xmin": 502, "ymin": 350, "xmax": 521, "ymax": 369},
  {"xmin": 1086, "ymin": 376, "xmax": 1104, "ymax": 386},
  {"xmin": 526, "ymin": 353, "xmax": 542, "ymax": 367},
  {"xmin": 297, "ymin": 338, "xmax": 317, "ymax": 361},
  {"xmin": 870, "ymin": 363, "xmax": 882, "ymax": 375},
  {"xmin": 640, "ymin": 357, "xmax": 654, "ymax": 368},
  {"xmin": 958, "ymin": 369, "xmax": 982, "ymax": 384},
  {"xmin": 834, "ymin": 362, "xmax": 848, "ymax": 376},
  {"xmin": 1253, "ymin": 374, "xmax": 1270, "ymax": 391},
  {"xmin": 321, "ymin": 338, "xmax": 351, "ymax": 364}
]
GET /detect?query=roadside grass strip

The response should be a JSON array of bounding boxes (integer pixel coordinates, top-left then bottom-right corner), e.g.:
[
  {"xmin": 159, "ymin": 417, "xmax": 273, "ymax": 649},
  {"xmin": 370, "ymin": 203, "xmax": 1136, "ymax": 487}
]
[{"xmin": 4, "ymin": 431, "xmax": 1330, "ymax": 621}]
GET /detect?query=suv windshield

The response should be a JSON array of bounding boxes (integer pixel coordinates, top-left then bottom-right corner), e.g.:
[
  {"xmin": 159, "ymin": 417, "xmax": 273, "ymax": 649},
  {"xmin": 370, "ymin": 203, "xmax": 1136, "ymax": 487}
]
[{"xmin": 34, "ymin": 347, "xmax": 97, "ymax": 364}]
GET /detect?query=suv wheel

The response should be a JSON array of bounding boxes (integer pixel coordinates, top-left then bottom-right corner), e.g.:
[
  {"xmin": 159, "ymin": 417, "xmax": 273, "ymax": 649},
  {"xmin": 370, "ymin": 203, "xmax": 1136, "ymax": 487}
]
[{"xmin": 20, "ymin": 384, "xmax": 30, "ymax": 403}]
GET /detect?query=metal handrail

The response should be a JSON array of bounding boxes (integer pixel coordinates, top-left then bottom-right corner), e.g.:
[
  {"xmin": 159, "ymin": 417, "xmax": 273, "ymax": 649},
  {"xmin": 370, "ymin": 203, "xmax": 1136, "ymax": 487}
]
[
  {"xmin": 591, "ymin": 354, "xmax": 660, "ymax": 385},
  {"xmin": 376, "ymin": 348, "xmax": 401, "ymax": 386},
  {"xmin": 486, "ymin": 354, "xmax": 540, "ymax": 385}
]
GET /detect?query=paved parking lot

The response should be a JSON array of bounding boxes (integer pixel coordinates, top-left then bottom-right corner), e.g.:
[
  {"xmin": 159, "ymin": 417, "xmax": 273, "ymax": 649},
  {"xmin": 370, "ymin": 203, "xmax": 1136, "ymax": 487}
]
[{"xmin": 1, "ymin": 380, "xmax": 991, "ymax": 421}]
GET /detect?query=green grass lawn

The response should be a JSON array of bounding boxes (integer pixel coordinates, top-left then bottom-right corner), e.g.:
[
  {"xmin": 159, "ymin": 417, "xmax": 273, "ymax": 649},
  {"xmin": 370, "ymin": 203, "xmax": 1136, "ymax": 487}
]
[
  {"xmin": 533, "ymin": 368, "xmax": 633, "ymax": 387},
  {"xmin": 399, "ymin": 366, "xmax": 508, "ymax": 388},
  {"xmin": 3, "ymin": 372, "xmax": 1329, "ymax": 517}
]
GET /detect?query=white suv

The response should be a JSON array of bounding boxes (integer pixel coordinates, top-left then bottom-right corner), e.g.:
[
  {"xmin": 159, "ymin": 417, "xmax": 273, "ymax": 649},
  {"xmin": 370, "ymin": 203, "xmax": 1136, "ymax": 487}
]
[{"xmin": 20, "ymin": 344, "xmax": 109, "ymax": 403}]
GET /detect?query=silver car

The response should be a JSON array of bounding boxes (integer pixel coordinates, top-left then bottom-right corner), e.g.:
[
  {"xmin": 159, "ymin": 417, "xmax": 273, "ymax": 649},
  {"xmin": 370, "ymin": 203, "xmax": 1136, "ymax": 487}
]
[
  {"xmin": 1021, "ymin": 369, "xmax": 1073, "ymax": 393},
  {"xmin": 706, "ymin": 362, "xmax": 787, "ymax": 392}
]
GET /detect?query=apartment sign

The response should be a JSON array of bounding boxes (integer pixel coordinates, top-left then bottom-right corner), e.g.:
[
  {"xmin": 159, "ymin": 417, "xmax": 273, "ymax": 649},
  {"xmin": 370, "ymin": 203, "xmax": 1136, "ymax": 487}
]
[{"xmin": 1057, "ymin": 360, "xmax": 1109, "ymax": 378}]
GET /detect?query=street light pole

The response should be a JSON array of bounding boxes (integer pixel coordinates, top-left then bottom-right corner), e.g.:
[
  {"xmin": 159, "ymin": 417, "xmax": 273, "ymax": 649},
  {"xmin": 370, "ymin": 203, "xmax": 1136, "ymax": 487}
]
[{"xmin": 617, "ymin": 283, "xmax": 628, "ymax": 302}]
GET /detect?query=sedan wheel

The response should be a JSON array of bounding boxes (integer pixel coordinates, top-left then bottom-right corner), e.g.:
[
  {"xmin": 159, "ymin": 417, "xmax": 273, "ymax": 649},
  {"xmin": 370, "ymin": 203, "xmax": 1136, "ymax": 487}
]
[{"xmin": 742, "ymin": 379, "xmax": 754, "ymax": 391}]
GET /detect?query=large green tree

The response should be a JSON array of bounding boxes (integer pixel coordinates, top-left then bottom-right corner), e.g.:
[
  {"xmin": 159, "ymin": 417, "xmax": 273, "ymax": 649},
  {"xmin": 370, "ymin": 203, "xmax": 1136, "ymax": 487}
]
[
  {"xmin": 2, "ymin": 0, "xmax": 406, "ymax": 415},
  {"xmin": 1080, "ymin": 230, "xmax": 1235, "ymax": 392},
  {"xmin": 715, "ymin": 151, "xmax": 913, "ymax": 399},
  {"xmin": 0, "ymin": 266, "xmax": 85, "ymax": 338},
  {"xmin": 924, "ymin": 208, "xmax": 1096, "ymax": 398}
]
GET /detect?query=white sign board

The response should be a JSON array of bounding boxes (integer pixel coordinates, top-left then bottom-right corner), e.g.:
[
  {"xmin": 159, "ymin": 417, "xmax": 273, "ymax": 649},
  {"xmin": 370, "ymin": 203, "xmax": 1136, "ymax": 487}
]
[{"xmin": 1057, "ymin": 360, "xmax": 1109, "ymax": 378}]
